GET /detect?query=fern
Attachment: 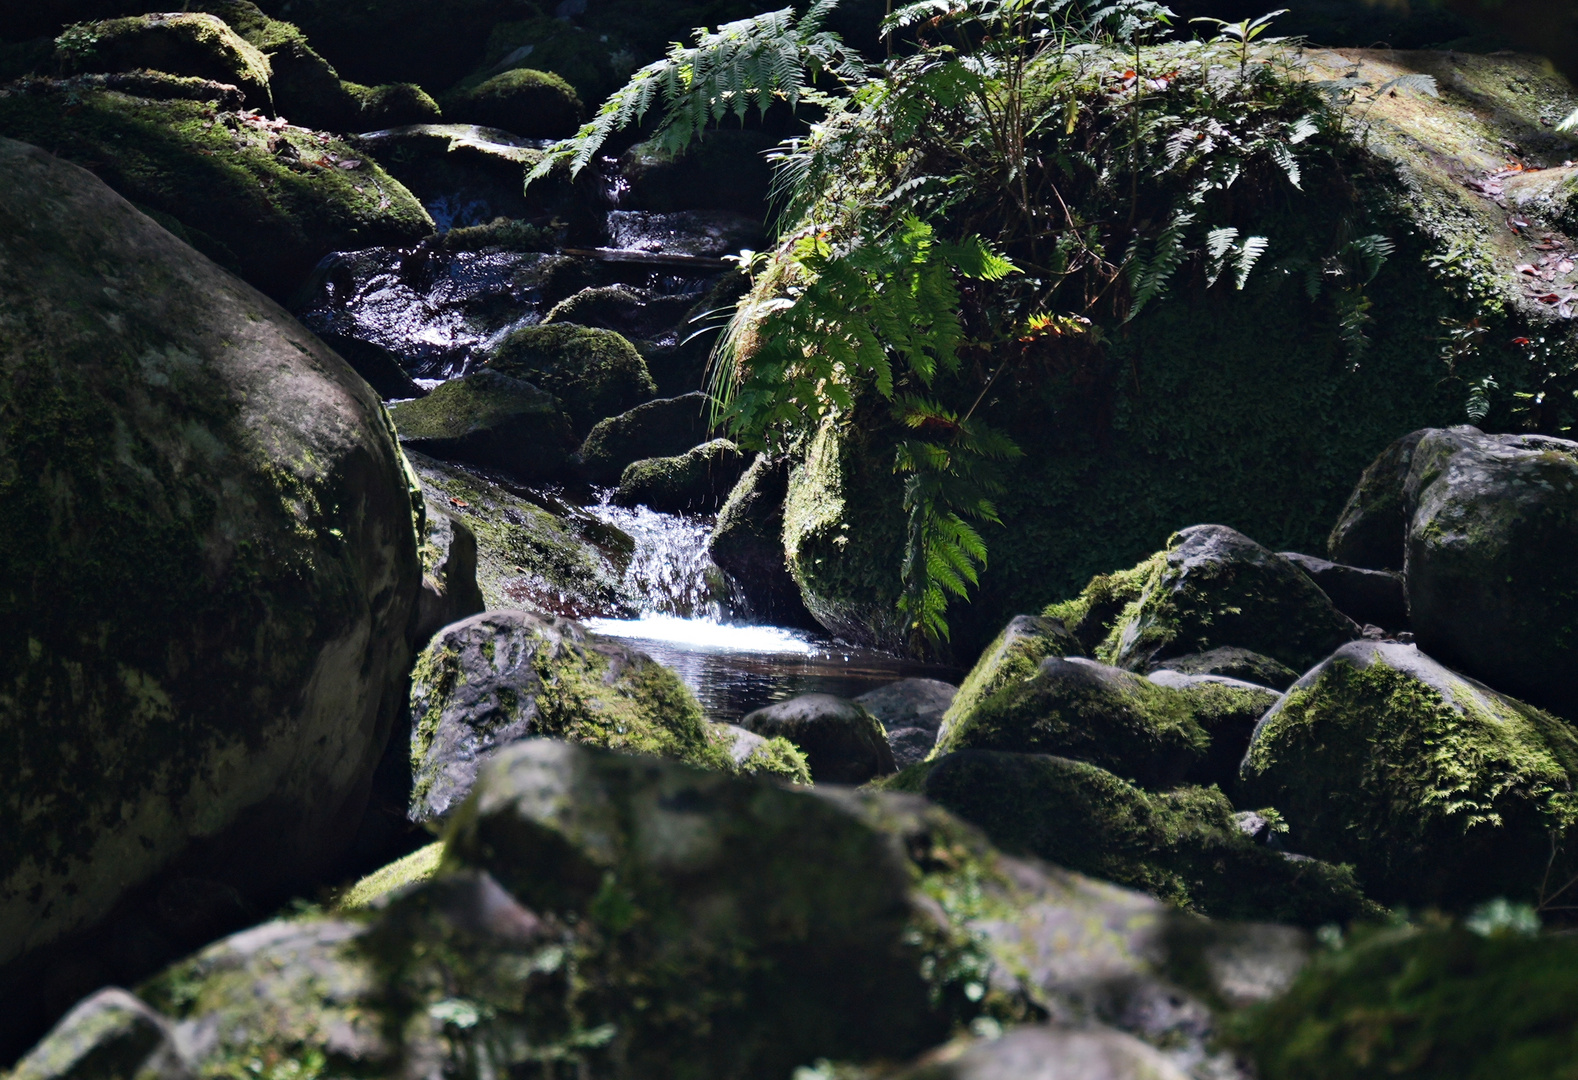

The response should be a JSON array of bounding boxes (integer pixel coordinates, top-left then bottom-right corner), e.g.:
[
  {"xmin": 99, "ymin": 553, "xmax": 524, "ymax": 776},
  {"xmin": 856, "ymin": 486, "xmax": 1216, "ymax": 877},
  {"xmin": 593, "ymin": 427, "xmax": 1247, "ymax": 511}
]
[
  {"xmin": 527, "ymin": 4, "xmax": 865, "ymax": 184},
  {"xmin": 1126, "ymin": 209, "xmax": 1194, "ymax": 319}
]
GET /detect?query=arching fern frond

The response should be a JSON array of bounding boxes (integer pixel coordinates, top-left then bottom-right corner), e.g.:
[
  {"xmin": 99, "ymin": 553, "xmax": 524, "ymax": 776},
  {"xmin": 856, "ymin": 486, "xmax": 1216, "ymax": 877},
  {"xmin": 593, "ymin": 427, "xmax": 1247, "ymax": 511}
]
[{"xmin": 527, "ymin": 4, "xmax": 867, "ymax": 184}]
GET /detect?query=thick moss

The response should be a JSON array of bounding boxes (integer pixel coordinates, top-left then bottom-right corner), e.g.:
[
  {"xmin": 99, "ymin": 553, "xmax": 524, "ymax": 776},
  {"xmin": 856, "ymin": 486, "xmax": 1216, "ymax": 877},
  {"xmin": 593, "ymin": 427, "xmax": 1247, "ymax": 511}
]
[
  {"xmin": 55, "ymin": 13, "xmax": 273, "ymax": 110},
  {"xmin": 1240, "ymin": 641, "xmax": 1578, "ymax": 908},
  {"xmin": 1099, "ymin": 525, "xmax": 1359, "ymax": 675},
  {"xmin": 405, "ymin": 451, "xmax": 633, "ymax": 618},
  {"xmin": 441, "ymin": 67, "xmax": 582, "ymax": 140},
  {"xmin": 934, "ymin": 656, "xmax": 1211, "ymax": 789},
  {"xmin": 485, "ymin": 323, "xmax": 656, "ymax": 438},
  {"xmin": 938, "ymin": 614, "xmax": 1081, "ymax": 747},
  {"xmin": 334, "ymin": 841, "xmax": 444, "ymax": 909},
  {"xmin": 387, "ymin": 369, "xmax": 573, "ymax": 481},
  {"xmin": 1237, "ymin": 923, "xmax": 1578, "ymax": 1080},
  {"xmin": 784, "ymin": 417, "xmax": 910, "ymax": 650},
  {"xmin": 613, "ymin": 439, "xmax": 748, "ymax": 514},
  {"xmin": 579, "ymin": 392, "xmax": 713, "ymax": 485},
  {"xmin": 1043, "ymin": 562, "xmax": 1154, "ymax": 656},
  {"xmin": 0, "ymin": 83, "xmax": 432, "ymax": 298},
  {"xmin": 704, "ymin": 721, "xmax": 814, "ymax": 785},
  {"xmin": 921, "ymin": 750, "xmax": 1381, "ymax": 927}
]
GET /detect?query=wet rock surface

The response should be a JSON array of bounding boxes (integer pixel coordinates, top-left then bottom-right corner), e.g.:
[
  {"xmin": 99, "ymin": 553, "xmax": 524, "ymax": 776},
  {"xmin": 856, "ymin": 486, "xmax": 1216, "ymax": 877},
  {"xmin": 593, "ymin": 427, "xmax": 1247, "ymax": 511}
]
[{"xmin": 742, "ymin": 693, "xmax": 899, "ymax": 784}]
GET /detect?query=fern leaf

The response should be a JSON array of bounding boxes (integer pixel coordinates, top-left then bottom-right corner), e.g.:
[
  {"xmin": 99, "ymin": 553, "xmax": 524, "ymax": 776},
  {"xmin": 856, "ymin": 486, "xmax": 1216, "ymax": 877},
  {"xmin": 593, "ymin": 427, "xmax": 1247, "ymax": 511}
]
[{"xmin": 1234, "ymin": 235, "xmax": 1269, "ymax": 289}]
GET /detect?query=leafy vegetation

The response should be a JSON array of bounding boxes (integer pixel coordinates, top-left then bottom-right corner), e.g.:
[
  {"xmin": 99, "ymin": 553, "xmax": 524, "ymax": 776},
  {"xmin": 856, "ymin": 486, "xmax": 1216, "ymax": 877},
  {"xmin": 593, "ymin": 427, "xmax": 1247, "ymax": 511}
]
[{"xmin": 531, "ymin": 0, "xmax": 1441, "ymax": 649}]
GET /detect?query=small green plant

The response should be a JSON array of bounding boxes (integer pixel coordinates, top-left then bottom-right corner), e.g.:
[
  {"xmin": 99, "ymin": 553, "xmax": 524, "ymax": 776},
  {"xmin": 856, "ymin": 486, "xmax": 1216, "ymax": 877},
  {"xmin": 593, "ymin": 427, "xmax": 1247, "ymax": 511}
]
[
  {"xmin": 53, "ymin": 23, "xmax": 102, "ymax": 66},
  {"xmin": 1189, "ymin": 8, "xmax": 1288, "ymax": 80}
]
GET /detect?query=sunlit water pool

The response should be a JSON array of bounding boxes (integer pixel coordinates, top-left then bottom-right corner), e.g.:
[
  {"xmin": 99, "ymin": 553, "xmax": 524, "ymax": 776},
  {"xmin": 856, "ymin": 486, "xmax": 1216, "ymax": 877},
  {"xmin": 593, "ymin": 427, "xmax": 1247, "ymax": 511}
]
[{"xmin": 585, "ymin": 614, "xmax": 958, "ymax": 723}]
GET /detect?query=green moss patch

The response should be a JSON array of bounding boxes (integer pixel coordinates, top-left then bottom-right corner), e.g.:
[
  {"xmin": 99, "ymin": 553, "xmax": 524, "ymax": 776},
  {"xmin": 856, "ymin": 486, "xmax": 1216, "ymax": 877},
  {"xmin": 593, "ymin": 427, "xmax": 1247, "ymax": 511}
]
[
  {"xmin": 335, "ymin": 842, "xmax": 445, "ymax": 909},
  {"xmin": 485, "ymin": 323, "xmax": 655, "ymax": 438},
  {"xmin": 442, "ymin": 68, "xmax": 582, "ymax": 139}
]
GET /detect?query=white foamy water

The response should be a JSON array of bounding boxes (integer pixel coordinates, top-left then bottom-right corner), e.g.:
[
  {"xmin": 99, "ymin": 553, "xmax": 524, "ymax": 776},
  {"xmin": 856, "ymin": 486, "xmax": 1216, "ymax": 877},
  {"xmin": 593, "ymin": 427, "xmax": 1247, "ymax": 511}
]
[{"xmin": 584, "ymin": 614, "xmax": 815, "ymax": 654}]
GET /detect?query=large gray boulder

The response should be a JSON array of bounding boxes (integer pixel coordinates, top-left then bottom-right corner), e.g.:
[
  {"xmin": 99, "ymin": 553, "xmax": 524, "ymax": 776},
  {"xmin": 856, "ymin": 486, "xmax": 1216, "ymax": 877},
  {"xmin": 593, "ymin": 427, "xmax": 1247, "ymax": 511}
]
[
  {"xmin": 1240, "ymin": 640, "xmax": 1578, "ymax": 907},
  {"xmin": 1327, "ymin": 428, "xmax": 1428, "ymax": 570},
  {"xmin": 741, "ymin": 693, "xmax": 897, "ymax": 784},
  {"xmin": 407, "ymin": 610, "xmax": 718, "ymax": 822},
  {"xmin": 1279, "ymin": 551, "xmax": 1408, "ymax": 630},
  {"xmin": 857, "ymin": 678, "xmax": 958, "ymax": 769},
  {"xmin": 0, "ymin": 138, "xmax": 421, "ymax": 1046},
  {"xmin": 34, "ymin": 739, "xmax": 1295, "ymax": 1080},
  {"xmin": 1403, "ymin": 427, "xmax": 1578, "ymax": 718}
]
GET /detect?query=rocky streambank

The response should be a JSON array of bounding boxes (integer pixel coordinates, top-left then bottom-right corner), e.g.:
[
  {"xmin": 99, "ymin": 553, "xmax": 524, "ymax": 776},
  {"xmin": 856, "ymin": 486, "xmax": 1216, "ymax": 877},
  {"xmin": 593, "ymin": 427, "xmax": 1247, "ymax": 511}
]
[{"xmin": 6, "ymin": 0, "xmax": 1578, "ymax": 1077}]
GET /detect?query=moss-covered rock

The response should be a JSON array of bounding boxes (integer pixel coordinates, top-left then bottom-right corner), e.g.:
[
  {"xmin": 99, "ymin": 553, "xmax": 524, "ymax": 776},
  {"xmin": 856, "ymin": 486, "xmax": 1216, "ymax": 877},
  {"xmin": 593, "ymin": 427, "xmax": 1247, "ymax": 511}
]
[
  {"xmin": 579, "ymin": 391, "xmax": 713, "ymax": 485},
  {"xmin": 1237, "ymin": 921, "xmax": 1578, "ymax": 1080},
  {"xmin": 441, "ymin": 67, "xmax": 582, "ymax": 139},
  {"xmin": 935, "ymin": 655, "xmax": 1254, "ymax": 791},
  {"xmin": 784, "ymin": 417, "xmax": 910, "ymax": 650},
  {"xmin": 387, "ymin": 369, "xmax": 574, "ymax": 481},
  {"xmin": 1326, "ymin": 428, "xmax": 1428, "ymax": 571},
  {"xmin": 1240, "ymin": 640, "xmax": 1578, "ymax": 908},
  {"xmin": 704, "ymin": 721, "xmax": 814, "ymax": 785},
  {"xmin": 485, "ymin": 323, "xmax": 656, "ymax": 438},
  {"xmin": 405, "ymin": 451, "xmax": 635, "ymax": 618},
  {"xmin": 543, "ymin": 284, "xmax": 700, "ymax": 342},
  {"xmin": 741, "ymin": 693, "xmax": 897, "ymax": 785},
  {"xmin": 920, "ymin": 750, "xmax": 1381, "ymax": 927},
  {"xmin": 351, "ymin": 123, "xmax": 554, "ymax": 229},
  {"xmin": 938, "ymin": 615, "xmax": 1081, "ymax": 746},
  {"xmin": 407, "ymin": 611, "xmax": 723, "ymax": 823},
  {"xmin": 707, "ymin": 454, "xmax": 819, "ymax": 628},
  {"xmin": 410, "ymin": 498, "xmax": 486, "ymax": 646},
  {"xmin": 0, "ymin": 84, "xmax": 432, "ymax": 298},
  {"xmin": 6, "ymin": 988, "xmax": 187, "ymax": 1080},
  {"xmin": 1101, "ymin": 525, "xmax": 1360, "ymax": 675},
  {"xmin": 1404, "ymin": 426, "xmax": 1578, "ymax": 718},
  {"xmin": 0, "ymin": 137, "xmax": 421, "ymax": 1041},
  {"xmin": 54, "ymin": 13, "xmax": 273, "ymax": 110},
  {"xmin": 613, "ymin": 439, "xmax": 749, "ymax": 514}
]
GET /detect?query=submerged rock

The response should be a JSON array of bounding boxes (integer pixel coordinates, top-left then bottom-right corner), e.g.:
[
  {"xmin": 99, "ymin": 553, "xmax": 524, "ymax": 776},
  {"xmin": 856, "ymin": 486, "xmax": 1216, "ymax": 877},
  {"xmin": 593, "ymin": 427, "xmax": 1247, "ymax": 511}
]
[
  {"xmin": 579, "ymin": 392, "xmax": 714, "ymax": 485},
  {"xmin": 1103, "ymin": 525, "xmax": 1361, "ymax": 675},
  {"xmin": 0, "ymin": 85, "xmax": 432, "ymax": 299},
  {"xmin": 1240, "ymin": 640, "xmax": 1578, "ymax": 907},
  {"xmin": 742, "ymin": 693, "xmax": 898, "ymax": 784},
  {"xmin": 0, "ymin": 138, "xmax": 421, "ymax": 1043},
  {"xmin": 387, "ymin": 369, "xmax": 573, "ymax": 480},
  {"xmin": 919, "ymin": 750, "xmax": 1379, "ymax": 927},
  {"xmin": 1404, "ymin": 426, "xmax": 1578, "ymax": 718},
  {"xmin": 407, "ymin": 611, "xmax": 720, "ymax": 823},
  {"xmin": 613, "ymin": 439, "xmax": 749, "ymax": 514}
]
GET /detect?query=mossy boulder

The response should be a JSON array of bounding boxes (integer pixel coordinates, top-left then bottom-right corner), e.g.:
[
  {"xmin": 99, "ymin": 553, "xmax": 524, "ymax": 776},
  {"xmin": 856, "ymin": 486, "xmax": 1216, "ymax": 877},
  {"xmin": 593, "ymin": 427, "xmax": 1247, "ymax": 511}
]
[
  {"xmin": 920, "ymin": 750, "xmax": 1380, "ymax": 927},
  {"xmin": 0, "ymin": 84, "xmax": 432, "ymax": 299},
  {"xmin": 613, "ymin": 439, "xmax": 749, "ymax": 515},
  {"xmin": 407, "ymin": 610, "xmax": 721, "ymax": 823},
  {"xmin": 441, "ymin": 67, "xmax": 582, "ymax": 139},
  {"xmin": 0, "ymin": 138, "xmax": 421, "ymax": 1041},
  {"xmin": 934, "ymin": 655, "xmax": 1275, "ymax": 792},
  {"xmin": 54, "ymin": 13, "xmax": 273, "ymax": 110},
  {"xmin": 1404, "ymin": 426, "xmax": 1578, "ymax": 718},
  {"xmin": 707, "ymin": 454, "xmax": 817, "ymax": 627},
  {"xmin": 1326, "ymin": 428, "xmax": 1428, "ymax": 571},
  {"xmin": 484, "ymin": 323, "xmax": 656, "ymax": 438},
  {"xmin": 617, "ymin": 130, "xmax": 778, "ymax": 215},
  {"xmin": 405, "ymin": 451, "xmax": 635, "ymax": 618},
  {"xmin": 410, "ymin": 498, "xmax": 486, "ymax": 646},
  {"xmin": 1240, "ymin": 640, "xmax": 1578, "ymax": 908},
  {"xmin": 1101, "ymin": 525, "xmax": 1361, "ymax": 675},
  {"xmin": 784, "ymin": 418, "xmax": 910, "ymax": 650},
  {"xmin": 741, "ymin": 693, "xmax": 898, "ymax": 784},
  {"xmin": 351, "ymin": 124, "xmax": 553, "ymax": 229},
  {"xmin": 704, "ymin": 722, "xmax": 814, "ymax": 785},
  {"xmin": 578, "ymin": 391, "xmax": 713, "ymax": 485},
  {"xmin": 1238, "ymin": 921, "xmax": 1578, "ymax": 1080},
  {"xmin": 939, "ymin": 615, "xmax": 1081, "ymax": 745},
  {"xmin": 387, "ymin": 369, "xmax": 573, "ymax": 481}
]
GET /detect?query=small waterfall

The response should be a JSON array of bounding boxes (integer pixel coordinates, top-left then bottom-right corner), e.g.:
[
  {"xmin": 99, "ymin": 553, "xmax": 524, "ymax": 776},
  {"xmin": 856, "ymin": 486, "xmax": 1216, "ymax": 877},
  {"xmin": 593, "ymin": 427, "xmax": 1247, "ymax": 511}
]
[{"xmin": 588, "ymin": 499, "xmax": 744, "ymax": 621}]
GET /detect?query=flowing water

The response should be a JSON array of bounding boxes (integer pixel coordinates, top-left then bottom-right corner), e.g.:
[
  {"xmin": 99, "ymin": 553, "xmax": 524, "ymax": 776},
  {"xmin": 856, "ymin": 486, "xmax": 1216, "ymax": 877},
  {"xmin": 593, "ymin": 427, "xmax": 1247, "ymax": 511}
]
[{"xmin": 584, "ymin": 496, "xmax": 957, "ymax": 721}]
